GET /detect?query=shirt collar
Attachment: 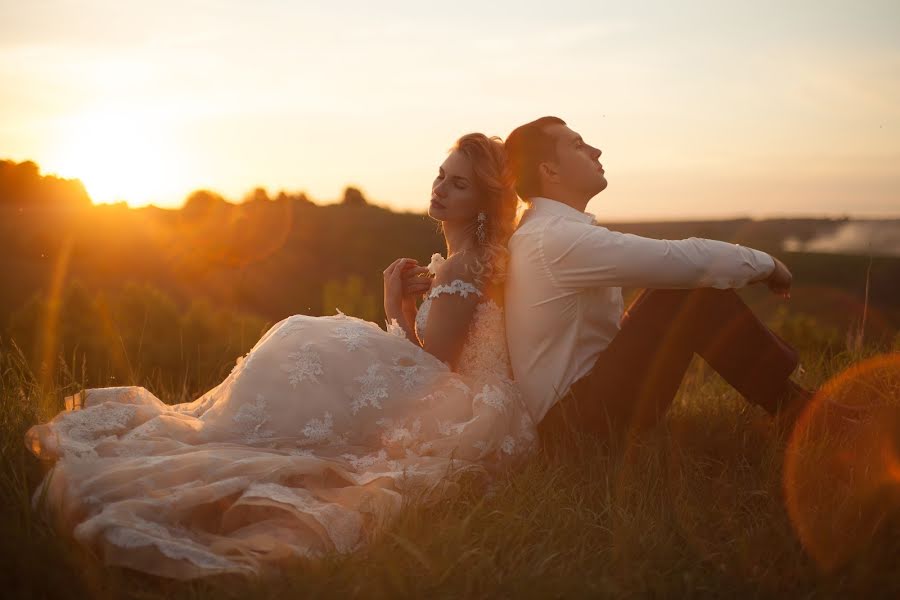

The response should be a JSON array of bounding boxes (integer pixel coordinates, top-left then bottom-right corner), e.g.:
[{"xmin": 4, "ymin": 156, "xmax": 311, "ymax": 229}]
[{"xmin": 527, "ymin": 197, "xmax": 597, "ymax": 224}]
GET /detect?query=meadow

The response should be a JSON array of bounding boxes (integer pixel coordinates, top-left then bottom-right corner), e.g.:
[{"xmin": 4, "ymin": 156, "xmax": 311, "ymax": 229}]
[{"xmin": 2, "ymin": 322, "xmax": 899, "ymax": 598}]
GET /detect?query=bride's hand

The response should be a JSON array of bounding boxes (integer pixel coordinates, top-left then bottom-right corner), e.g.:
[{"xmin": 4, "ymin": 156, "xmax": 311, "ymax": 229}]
[
  {"xmin": 383, "ymin": 258, "xmax": 424, "ymax": 319},
  {"xmin": 402, "ymin": 264, "xmax": 431, "ymax": 299},
  {"xmin": 402, "ymin": 263, "xmax": 431, "ymax": 322}
]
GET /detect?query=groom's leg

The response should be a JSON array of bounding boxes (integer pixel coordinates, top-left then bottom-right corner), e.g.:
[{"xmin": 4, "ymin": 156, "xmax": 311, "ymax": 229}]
[
  {"xmin": 542, "ymin": 287, "xmax": 800, "ymax": 437},
  {"xmin": 539, "ymin": 289, "xmax": 696, "ymax": 439},
  {"xmin": 624, "ymin": 288, "xmax": 799, "ymax": 418}
]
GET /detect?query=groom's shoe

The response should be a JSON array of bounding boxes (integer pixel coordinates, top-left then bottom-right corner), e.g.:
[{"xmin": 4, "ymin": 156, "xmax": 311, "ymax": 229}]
[{"xmin": 773, "ymin": 380, "xmax": 870, "ymax": 429}]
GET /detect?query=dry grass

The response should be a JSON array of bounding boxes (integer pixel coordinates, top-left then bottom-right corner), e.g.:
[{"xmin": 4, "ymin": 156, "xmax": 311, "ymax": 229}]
[{"xmin": 2, "ymin": 339, "xmax": 899, "ymax": 599}]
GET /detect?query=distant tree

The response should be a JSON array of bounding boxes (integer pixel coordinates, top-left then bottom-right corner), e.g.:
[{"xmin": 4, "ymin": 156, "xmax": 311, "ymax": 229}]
[
  {"xmin": 181, "ymin": 189, "xmax": 230, "ymax": 220},
  {"xmin": 341, "ymin": 186, "xmax": 368, "ymax": 207},
  {"xmin": 0, "ymin": 159, "xmax": 91, "ymax": 207},
  {"xmin": 0, "ymin": 160, "xmax": 41, "ymax": 203},
  {"xmin": 242, "ymin": 187, "xmax": 270, "ymax": 204},
  {"xmin": 275, "ymin": 190, "xmax": 313, "ymax": 205}
]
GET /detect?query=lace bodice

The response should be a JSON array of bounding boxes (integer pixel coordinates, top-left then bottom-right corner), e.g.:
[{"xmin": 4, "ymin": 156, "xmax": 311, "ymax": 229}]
[{"xmin": 415, "ymin": 279, "xmax": 512, "ymax": 382}]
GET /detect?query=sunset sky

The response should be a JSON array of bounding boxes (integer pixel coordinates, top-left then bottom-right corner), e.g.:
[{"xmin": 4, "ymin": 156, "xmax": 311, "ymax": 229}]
[{"xmin": 1, "ymin": 0, "xmax": 898, "ymax": 220}]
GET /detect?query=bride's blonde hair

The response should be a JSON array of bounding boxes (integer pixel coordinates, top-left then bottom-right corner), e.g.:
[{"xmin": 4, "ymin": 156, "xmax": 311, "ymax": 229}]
[{"xmin": 452, "ymin": 133, "xmax": 519, "ymax": 288}]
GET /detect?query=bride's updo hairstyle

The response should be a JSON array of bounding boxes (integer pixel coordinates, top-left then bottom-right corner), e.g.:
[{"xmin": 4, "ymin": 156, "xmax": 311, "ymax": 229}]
[{"xmin": 452, "ymin": 133, "xmax": 518, "ymax": 288}]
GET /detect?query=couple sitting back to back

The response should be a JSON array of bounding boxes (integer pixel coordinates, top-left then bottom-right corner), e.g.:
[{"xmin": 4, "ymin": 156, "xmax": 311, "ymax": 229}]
[{"xmin": 25, "ymin": 117, "xmax": 807, "ymax": 579}]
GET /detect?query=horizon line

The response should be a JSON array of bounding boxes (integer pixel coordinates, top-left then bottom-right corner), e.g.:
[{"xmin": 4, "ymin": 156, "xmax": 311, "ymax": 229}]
[{"xmin": 85, "ymin": 199, "xmax": 900, "ymax": 223}]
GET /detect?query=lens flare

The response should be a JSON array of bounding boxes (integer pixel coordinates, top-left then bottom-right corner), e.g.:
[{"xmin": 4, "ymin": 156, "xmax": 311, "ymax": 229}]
[
  {"xmin": 784, "ymin": 353, "xmax": 900, "ymax": 571},
  {"xmin": 38, "ymin": 235, "xmax": 75, "ymax": 394}
]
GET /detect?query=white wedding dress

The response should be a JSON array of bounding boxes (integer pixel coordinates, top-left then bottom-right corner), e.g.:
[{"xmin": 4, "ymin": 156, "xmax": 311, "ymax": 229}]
[{"xmin": 25, "ymin": 271, "xmax": 537, "ymax": 579}]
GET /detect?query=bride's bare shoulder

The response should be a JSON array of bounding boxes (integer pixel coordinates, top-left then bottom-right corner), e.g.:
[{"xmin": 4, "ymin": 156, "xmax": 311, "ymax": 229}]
[
  {"xmin": 434, "ymin": 251, "xmax": 479, "ymax": 284},
  {"xmin": 432, "ymin": 252, "xmax": 507, "ymax": 303}
]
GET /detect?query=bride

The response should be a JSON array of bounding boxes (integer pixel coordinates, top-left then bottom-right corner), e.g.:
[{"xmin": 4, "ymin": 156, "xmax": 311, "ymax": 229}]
[{"xmin": 25, "ymin": 133, "xmax": 537, "ymax": 580}]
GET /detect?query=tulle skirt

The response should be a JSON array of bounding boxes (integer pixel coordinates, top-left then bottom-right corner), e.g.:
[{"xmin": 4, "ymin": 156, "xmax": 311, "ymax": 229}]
[{"xmin": 25, "ymin": 312, "xmax": 536, "ymax": 579}]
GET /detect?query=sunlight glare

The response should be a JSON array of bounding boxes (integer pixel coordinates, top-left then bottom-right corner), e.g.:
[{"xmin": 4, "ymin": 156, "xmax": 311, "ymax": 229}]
[{"xmin": 49, "ymin": 110, "xmax": 187, "ymax": 207}]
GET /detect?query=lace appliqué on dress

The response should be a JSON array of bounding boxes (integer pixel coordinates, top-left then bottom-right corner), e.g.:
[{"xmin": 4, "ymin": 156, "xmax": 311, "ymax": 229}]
[
  {"xmin": 348, "ymin": 365, "xmax": 388, "ymax": 414},
  {"xmin": 50, "ymin": 402, "xmax": 140, "ymax": 458},
  {"xmin": 332, "ymin": 322, "xmax": 370, "ymax": 351},
  {"xmin": 474, "ymin": 384, "xmax": 508, "ymax": 413},
  {"xmin": 428, "ymin": 280, "xmax": 481, "ymax": 300},
  {"xmin": 391, "ymin": 358, "xmax": 425, "ymax": 390},
  {"xmin": 302, "ymin": 412, "xmax": 335, "ymax": 442},
  {"xmin": 277, "ymin": 316, "xmax": 307, "ymax": 339},
  {"xmin": 232, "ymin": 394, "xmax": 274, "ymax": 441},
  {"xmin": 415, "ymin": 279, "xmax": 483, "ymax": 342},
  {"xmin": 500, "ymin": 435, "xmax": 517, "ymax": 455},
  {"xmin": 455, "ymin": 299, "xmax": 512, "ymax": 382},
  {"xmin": 341, "ymin": 449, "xmax": 386, "ymax": 470},
  {"xmin": 378, "ymin": 417, "xmax": 422, "ymax": 446},
  {"xmin": 281, "ymin": 343, "xmax": 324, "ymax": 387}
]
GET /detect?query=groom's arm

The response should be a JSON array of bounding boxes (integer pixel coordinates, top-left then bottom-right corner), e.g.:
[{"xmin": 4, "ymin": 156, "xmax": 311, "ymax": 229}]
[{"xmin": 542, "ymin": 219, "xmax": 776, "ymax": 290}]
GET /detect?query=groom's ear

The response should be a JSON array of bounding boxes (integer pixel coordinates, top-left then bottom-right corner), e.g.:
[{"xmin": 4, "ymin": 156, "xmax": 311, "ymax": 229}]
[{"xmin": 538, "ymin": 161, "xmax": 559, "ymax": 185}]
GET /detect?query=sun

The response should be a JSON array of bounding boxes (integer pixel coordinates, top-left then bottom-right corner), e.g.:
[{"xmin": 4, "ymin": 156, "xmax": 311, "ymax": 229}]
[{"xmin": 48, "ymin": 109, "xmax": 187, "ymax": 207}]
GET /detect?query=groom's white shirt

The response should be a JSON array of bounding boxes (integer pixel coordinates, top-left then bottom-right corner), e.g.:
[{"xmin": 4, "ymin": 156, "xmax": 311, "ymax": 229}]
[{"xmin": 505, "ymin": 197, "xmax": 776, "ymax": 423}]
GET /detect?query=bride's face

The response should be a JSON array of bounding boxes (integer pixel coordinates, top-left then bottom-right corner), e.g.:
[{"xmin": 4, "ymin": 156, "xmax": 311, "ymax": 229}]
[{"xmin": 428, "ymin": 150, "xmax": 481, "ymax": 224}]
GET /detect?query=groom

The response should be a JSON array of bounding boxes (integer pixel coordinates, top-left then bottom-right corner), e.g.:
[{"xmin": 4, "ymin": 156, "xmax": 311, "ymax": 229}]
[{"xmin": 503, "ymin": 116, "xmax": 809, "ymax": 440}]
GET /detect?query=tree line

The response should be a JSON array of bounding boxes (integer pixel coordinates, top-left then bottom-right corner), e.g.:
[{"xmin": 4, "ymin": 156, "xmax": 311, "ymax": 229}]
[{"xmin": 1, "ymin": 158, "xmax": 897, "ymax": 394}]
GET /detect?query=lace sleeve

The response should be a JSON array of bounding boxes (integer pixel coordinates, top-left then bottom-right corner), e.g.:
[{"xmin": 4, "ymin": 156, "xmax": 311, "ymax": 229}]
[{"xmin": 427, "ymin": 279, "xmax": 482, "ymax": 301}]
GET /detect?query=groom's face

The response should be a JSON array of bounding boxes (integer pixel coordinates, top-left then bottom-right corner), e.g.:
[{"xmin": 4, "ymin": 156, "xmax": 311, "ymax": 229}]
[{"xmin": 544, "ymin": 124, "xmax": 607, "ymax": 198}]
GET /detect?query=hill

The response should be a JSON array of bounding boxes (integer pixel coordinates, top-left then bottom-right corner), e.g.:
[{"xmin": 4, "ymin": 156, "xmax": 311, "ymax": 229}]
[{"xmin": 1, "ymin": 158, "xmax": 897, "ymax": 391}]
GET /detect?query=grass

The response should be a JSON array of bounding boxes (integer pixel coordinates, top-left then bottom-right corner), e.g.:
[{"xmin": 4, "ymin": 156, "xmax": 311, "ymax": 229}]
[{"xmin": 2, "ymin": 338, "xmax": 899, "ymax": 599}]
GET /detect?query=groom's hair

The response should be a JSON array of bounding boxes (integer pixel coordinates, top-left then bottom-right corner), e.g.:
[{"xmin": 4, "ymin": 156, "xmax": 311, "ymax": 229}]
[{"xmin": 505, "ymin": 116, "xmax": 566, "ymax": 201}]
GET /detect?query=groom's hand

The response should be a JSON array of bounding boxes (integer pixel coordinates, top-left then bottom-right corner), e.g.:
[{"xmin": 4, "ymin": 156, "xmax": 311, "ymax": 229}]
[{"xmin": 763, "ymin": 256, "xmax": 793, "ymax": 299}]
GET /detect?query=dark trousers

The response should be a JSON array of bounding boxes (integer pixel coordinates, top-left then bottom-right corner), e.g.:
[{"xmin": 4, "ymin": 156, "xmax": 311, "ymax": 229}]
[{"xmin": 537, "ymin": 288, "xmax": 799, "ymax": 440}]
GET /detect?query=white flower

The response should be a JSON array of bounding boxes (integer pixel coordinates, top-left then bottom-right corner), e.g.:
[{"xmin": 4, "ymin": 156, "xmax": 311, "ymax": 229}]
[{"xmin": 426, "ymin": 253, "xmax": 445, "ymax": 276}]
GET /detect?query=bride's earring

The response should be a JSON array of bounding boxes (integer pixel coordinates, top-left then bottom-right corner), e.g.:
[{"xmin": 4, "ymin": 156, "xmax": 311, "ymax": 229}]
[{"xmin": 476, "ymin": 212, "xmax": 487, "ymax": 244}]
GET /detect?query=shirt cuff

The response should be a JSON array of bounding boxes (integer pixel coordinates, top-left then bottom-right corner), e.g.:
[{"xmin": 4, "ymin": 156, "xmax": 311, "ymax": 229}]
[{"xmin": 753, "ymin": 249, "xmax": 776, "ymax": 278}]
